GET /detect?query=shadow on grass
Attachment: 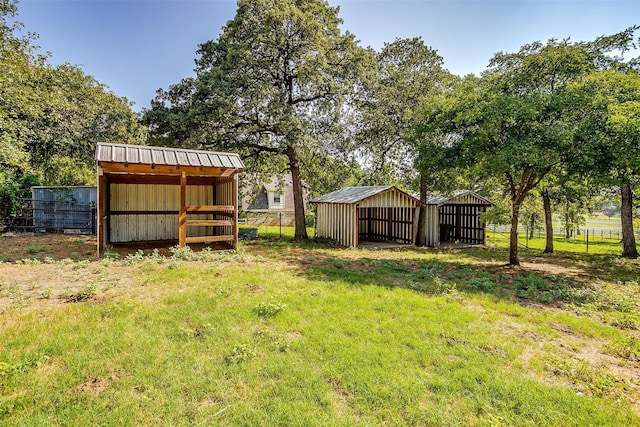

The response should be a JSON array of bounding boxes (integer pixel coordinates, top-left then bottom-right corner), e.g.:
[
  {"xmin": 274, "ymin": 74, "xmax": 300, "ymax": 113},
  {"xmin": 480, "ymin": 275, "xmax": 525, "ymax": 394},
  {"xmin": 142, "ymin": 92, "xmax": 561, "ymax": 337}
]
[{"xmin": 240, "ymin": 236, "xmax": 639, "ymax": 309}]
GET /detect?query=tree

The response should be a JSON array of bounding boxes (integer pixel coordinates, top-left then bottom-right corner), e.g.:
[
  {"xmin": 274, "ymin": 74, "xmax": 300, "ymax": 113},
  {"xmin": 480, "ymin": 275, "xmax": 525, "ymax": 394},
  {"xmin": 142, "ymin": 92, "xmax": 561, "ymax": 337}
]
[
  {"xmin": 144, "ymin": 0, "xmax": 369, "ymax": 240},
  {"xmin": 576, "ymin": 70, "xmax": 640, "ymax": 258},
  {"xmin": 0, "ymin": 0, "xmax": 144, "ymax": 222},
  {"xmin": 414, "ymin": 30, "xmax": 637, "ymax": 265},
  {"xmin": 353, "ymin": 37, "xmax": 448, "ymax": 245}
]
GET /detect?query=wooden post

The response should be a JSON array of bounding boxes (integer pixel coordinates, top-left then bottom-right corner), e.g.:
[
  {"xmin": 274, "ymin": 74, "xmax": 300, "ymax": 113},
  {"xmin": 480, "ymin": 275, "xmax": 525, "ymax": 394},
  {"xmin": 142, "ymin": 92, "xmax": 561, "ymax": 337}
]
[
  {"xmin": 233, "ymin": 174, "xmax": 238, "ymax": 250},
  {"xmin": 179, "ymin": 171, "xmax": 186, "ymax": 247},
  {"xmin": 455, "ymin": 205, "xmax": 462, "ymax": 241},
  {"xmin": 97, "ymin": 167, "xmax": 106, "ymax": 257},
  {"xmin": 355, "ymin": 204, "xmax": 359, "ymax": 247}
]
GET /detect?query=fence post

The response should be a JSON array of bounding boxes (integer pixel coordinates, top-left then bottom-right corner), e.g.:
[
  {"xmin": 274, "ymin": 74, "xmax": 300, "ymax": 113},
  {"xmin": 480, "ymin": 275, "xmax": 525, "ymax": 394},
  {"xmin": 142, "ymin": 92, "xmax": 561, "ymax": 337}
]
[
  {"xmin": 586, "ymin": 229, "xmax": 589, "ymax": 254},
  {"xmin": 279, "ymin": 212, "xmax": 283, "ymax": 238}
]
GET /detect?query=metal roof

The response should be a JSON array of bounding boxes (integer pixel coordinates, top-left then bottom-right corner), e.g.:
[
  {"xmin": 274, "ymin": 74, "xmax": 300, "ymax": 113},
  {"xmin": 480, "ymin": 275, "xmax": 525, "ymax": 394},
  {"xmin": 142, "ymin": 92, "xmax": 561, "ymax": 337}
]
[
  {"xmin": 310, "ymin": 186, "xmax": 418, "ymax": 204},
  {"xmin": 95, "ymin": 142, "xmax": 244, "ymax": 170},
  {"xmin": 426, "ymin": 190, "xmax": 493, "ymax": 206}
]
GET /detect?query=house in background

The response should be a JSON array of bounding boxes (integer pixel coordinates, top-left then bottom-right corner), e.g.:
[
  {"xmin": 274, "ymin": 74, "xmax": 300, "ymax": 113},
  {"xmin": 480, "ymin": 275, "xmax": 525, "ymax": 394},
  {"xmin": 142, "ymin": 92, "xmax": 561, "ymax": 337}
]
[
  {"xmin": 240, "ymin": 175, "xmax": 290, "ymax": 211},
  {"xmin": 239, "ymin": 174, "xmax": 309, "ymax": 225}
]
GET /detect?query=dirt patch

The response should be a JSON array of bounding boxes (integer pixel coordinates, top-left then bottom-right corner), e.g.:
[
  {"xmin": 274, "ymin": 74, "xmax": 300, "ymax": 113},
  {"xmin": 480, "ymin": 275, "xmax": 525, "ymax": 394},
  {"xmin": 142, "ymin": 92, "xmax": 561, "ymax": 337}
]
[
  {"xmin": 76, "ymin": 373, "xmax": 119, "ymax": 395},
  {"xmin": 0, "ymin": 232, "xmax": 233, "ymax": 262},
  {"xmin": 285, "ymin": 331, "xmax": 303, "ymax": 341},
  {"xmin": 0, "ymin": 232, "xmax": 96, "ymax": 262}
]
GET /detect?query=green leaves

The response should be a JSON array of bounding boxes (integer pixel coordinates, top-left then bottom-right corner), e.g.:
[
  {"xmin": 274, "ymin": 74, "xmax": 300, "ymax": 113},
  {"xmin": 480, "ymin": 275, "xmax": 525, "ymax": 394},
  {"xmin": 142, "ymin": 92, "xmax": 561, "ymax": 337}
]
[{"xmin": 1, "ymin": 1, "xmax": 143, "ymax": 187}]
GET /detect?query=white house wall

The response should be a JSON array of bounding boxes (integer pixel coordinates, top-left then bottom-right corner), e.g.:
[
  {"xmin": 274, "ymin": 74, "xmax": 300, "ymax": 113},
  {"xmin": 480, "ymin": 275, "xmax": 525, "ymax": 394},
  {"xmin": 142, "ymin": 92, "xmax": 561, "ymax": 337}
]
[{"xmin": 267, "ymin": 191, "xmax": 285, "ymax": 210}]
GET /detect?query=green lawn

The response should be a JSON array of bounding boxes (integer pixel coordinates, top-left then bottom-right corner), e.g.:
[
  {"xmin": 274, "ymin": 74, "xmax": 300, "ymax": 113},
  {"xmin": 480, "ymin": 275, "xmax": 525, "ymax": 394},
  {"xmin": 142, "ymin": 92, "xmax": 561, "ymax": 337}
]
[
  {"xmin": 1, "ymin": 236, "xmax": 639, "ymax": 425},
  {"xmin": 487, "ymin": 231, "xmax": 624, "ymax": 255}
]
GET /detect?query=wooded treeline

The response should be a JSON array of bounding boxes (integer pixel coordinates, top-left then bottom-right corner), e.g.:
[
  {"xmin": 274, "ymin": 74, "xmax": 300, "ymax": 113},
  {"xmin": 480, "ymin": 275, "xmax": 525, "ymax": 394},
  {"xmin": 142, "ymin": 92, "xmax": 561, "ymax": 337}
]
[
  {"xmin": 0, "ymin": 0, "xmax": 144, "ymax": 218},
  {"xmin": 1, "ymin": 0, "xmax": 638, "ymax": 264}
]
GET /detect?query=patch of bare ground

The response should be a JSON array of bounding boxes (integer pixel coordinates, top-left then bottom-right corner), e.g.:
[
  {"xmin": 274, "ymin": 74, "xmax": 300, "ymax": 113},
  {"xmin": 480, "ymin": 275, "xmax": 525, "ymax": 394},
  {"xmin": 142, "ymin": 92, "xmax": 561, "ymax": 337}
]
[
  {"xmin": 514, "ymin": 325, "xmax": 640, "ymax": 413},
  {"xmin": 0, "ymin": 232, "xmax": 96, "ymax": 262},
  {"xmin": 75, "ymin": 372, "xmax": 120, "ymax": 395},
  {"xmin": 285, "ymin": 331, "xmax": 302, "ymax": 341},
  {"xmin": 0, "ymin": 259, "xmax": 161, "ymax": 312},
  {"xmin": 327, "ymin": 378, "xmax": 353, "ymax": 418}
]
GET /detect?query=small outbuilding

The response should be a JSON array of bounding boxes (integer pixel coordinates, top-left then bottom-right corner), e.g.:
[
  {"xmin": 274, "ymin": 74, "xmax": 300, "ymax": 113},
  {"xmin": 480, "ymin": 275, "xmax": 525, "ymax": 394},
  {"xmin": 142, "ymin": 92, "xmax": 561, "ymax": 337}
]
[
  {"xmin": 310, "ymin": 186, "xmax": 420, "ymax": 247},
  {"xmin": 95, "ymin": 142, "xmax": 244, "ymax": 256},
  {"xmin": 422, "ymin": 191, "xmax": 493, "ymax": 247}
]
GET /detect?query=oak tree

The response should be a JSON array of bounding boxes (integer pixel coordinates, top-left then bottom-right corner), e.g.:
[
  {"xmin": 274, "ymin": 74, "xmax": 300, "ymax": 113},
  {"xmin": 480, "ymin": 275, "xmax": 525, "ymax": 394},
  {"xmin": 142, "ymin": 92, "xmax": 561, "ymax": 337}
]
[{"xmin": 145, "ymin": 0, "xmax": 369, "ymax": 239}]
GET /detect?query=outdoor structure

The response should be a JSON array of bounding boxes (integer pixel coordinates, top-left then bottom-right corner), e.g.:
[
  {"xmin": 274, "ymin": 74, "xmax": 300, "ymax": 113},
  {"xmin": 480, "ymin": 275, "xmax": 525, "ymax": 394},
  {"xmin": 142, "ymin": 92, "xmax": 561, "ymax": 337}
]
[
  {"xmin": 32, "ymin": 186, "xmax": 97, "ymax": 233},
  {"xmin": 421, "ymin": 191, "xmax": 493, "ymax": 247},
  {"xmin": 311, "ymin": 186, "xmax": 420, "ymax": 247},
  {"xmin": 238, "ymin": 173, "xmax": 310, "ymax": 227},
  {"xmin": 95, "ymin": 142, "xmax": 244, "ymax": 255},
  {"xmin": 240, "ymin": 174, "xmax": 296, "ymax": 212}
]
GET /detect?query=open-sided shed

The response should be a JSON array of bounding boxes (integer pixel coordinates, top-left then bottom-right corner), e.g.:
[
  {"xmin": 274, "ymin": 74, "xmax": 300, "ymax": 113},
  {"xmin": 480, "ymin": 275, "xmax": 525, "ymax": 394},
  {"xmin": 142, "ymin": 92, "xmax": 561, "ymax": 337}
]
[
  {"xmin": 311, "ymin": 186, "xmax": 420, "ymax": 247},
  {"xmin": 95, "ymin": 142, "xmax": 244, "ymax": 255},
  {"xmin": 422, "ymin": 191, "xmax": 493, "ymax": 247}
]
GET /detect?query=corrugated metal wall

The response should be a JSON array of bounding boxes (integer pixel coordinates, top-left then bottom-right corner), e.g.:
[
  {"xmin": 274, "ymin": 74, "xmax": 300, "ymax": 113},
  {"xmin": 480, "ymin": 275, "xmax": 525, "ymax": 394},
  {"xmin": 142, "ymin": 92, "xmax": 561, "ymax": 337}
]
[
  {"xmin": 446, "ymin": 193, "xmax": 488, "ymax": 205},
  {"xmin": 421, "ymin": 205, "xmax": 440, "ymax": 247},
  {"xmin": 32, "ymin": 186, "xmax": 96, "ymax": 231},
  {"xmin": 109, "ymin": 183, "xmax": 215, "ymax": 242},
  {"xmin": 315, "ymin": 203, "xmax": 356, "ymax": 247}
]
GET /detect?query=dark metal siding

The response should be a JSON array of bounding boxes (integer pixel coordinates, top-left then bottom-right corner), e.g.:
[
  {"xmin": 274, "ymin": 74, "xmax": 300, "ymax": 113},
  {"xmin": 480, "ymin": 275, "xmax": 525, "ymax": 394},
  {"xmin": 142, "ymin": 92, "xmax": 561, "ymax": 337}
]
[{"xmin": 31, "ymin": 186, "xmax": 97, "ymax": 232}]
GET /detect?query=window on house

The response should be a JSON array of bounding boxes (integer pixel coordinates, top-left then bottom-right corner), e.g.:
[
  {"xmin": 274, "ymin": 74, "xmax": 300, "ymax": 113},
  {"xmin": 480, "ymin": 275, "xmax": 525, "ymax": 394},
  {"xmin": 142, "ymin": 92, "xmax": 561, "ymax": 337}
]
[{"xmin": 273, "ymin": 193, "xmax": 281, "ymax": 204}]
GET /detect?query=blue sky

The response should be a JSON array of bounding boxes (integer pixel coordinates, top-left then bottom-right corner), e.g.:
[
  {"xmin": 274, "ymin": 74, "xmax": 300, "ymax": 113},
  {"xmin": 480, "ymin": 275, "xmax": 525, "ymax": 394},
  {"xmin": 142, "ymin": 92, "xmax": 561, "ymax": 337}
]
[{"xmin": 15, "ymin": 0, "xmax": 640, "ymax": 111}]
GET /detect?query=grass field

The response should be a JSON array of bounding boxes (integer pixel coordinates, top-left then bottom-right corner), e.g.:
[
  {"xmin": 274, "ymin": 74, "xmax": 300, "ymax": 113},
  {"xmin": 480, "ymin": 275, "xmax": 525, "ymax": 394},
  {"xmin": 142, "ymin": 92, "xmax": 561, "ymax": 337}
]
[
  {"xmin": 1, "ymin": 232, "xmax": 639, "ymax": 425},
  {"xmin": 487, "ymin": 231, "xmax": 624, "ymax": 255}
]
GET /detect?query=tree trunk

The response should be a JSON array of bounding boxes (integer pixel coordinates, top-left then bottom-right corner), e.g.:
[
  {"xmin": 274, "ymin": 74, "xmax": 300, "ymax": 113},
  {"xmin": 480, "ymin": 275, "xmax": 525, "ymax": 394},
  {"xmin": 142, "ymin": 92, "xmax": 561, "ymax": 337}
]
[
  {"xmin": 286, "ymin": 146, "xmax": 308, "ymax": 240},
  {"xmin": 415, "ymin": 175, "xmax": 427, "ymax": 246},
  {"xmin": 509, "ymin": 200, "xmax": 521, "ymax": 266},
  {"xmin": 542, "ymin": 190, "xmax": 554, "ymax": 253},
  {"xmin": 564, "ymin": 200, "xmax": 570, "ymax": 238},
  {"xmin": 621, "ymin": 183, "xmax": 638, "ymax": 259},
  {"xmin": 528, "ymin": 214, "xmax": 535, "ymax": 239}
]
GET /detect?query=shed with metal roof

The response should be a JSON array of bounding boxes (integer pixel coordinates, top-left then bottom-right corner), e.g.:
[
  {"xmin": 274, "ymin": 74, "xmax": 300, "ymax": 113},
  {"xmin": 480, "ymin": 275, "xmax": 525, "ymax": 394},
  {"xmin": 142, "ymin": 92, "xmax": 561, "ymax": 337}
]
[
  {"xmin": 421, "ymin": 191, "xmax": 493, "ymax": 247},
  {"xmin": 310, "ymin": 186, "xmax": 420, "ymax": 247},
  {"xmin": 95, "ymin": 142, "xmax": 244, "ymax": 256}
]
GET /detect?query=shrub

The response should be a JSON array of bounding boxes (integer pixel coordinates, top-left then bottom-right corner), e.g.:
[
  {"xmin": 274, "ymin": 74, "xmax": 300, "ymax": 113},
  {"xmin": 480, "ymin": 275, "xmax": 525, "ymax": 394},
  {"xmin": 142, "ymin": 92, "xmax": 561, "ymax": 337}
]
[
  {"xmin": 123, "ymin": 250, "xmax": 146, "ymax": 265},
  {"xmin": 515, "ymin": 274, "xmax": 568, "ymax": 303},
  {"xmin": 62, "ymin": 284, "xmax": 97, "ymax": 303},
  {"xmin": 224, "ymin": 344, "xmax": 256, "ymax": 365},
  {"xmin": 169, "ymin": 245, "xmax": 196, "ymax": 261},
  {"xmin": 254, "ymin": 297, "xmax": 287, "ymax": 318},
  {"xmin": 465, "ymin": 277, "xmax": 496, "ymax": 292}
]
